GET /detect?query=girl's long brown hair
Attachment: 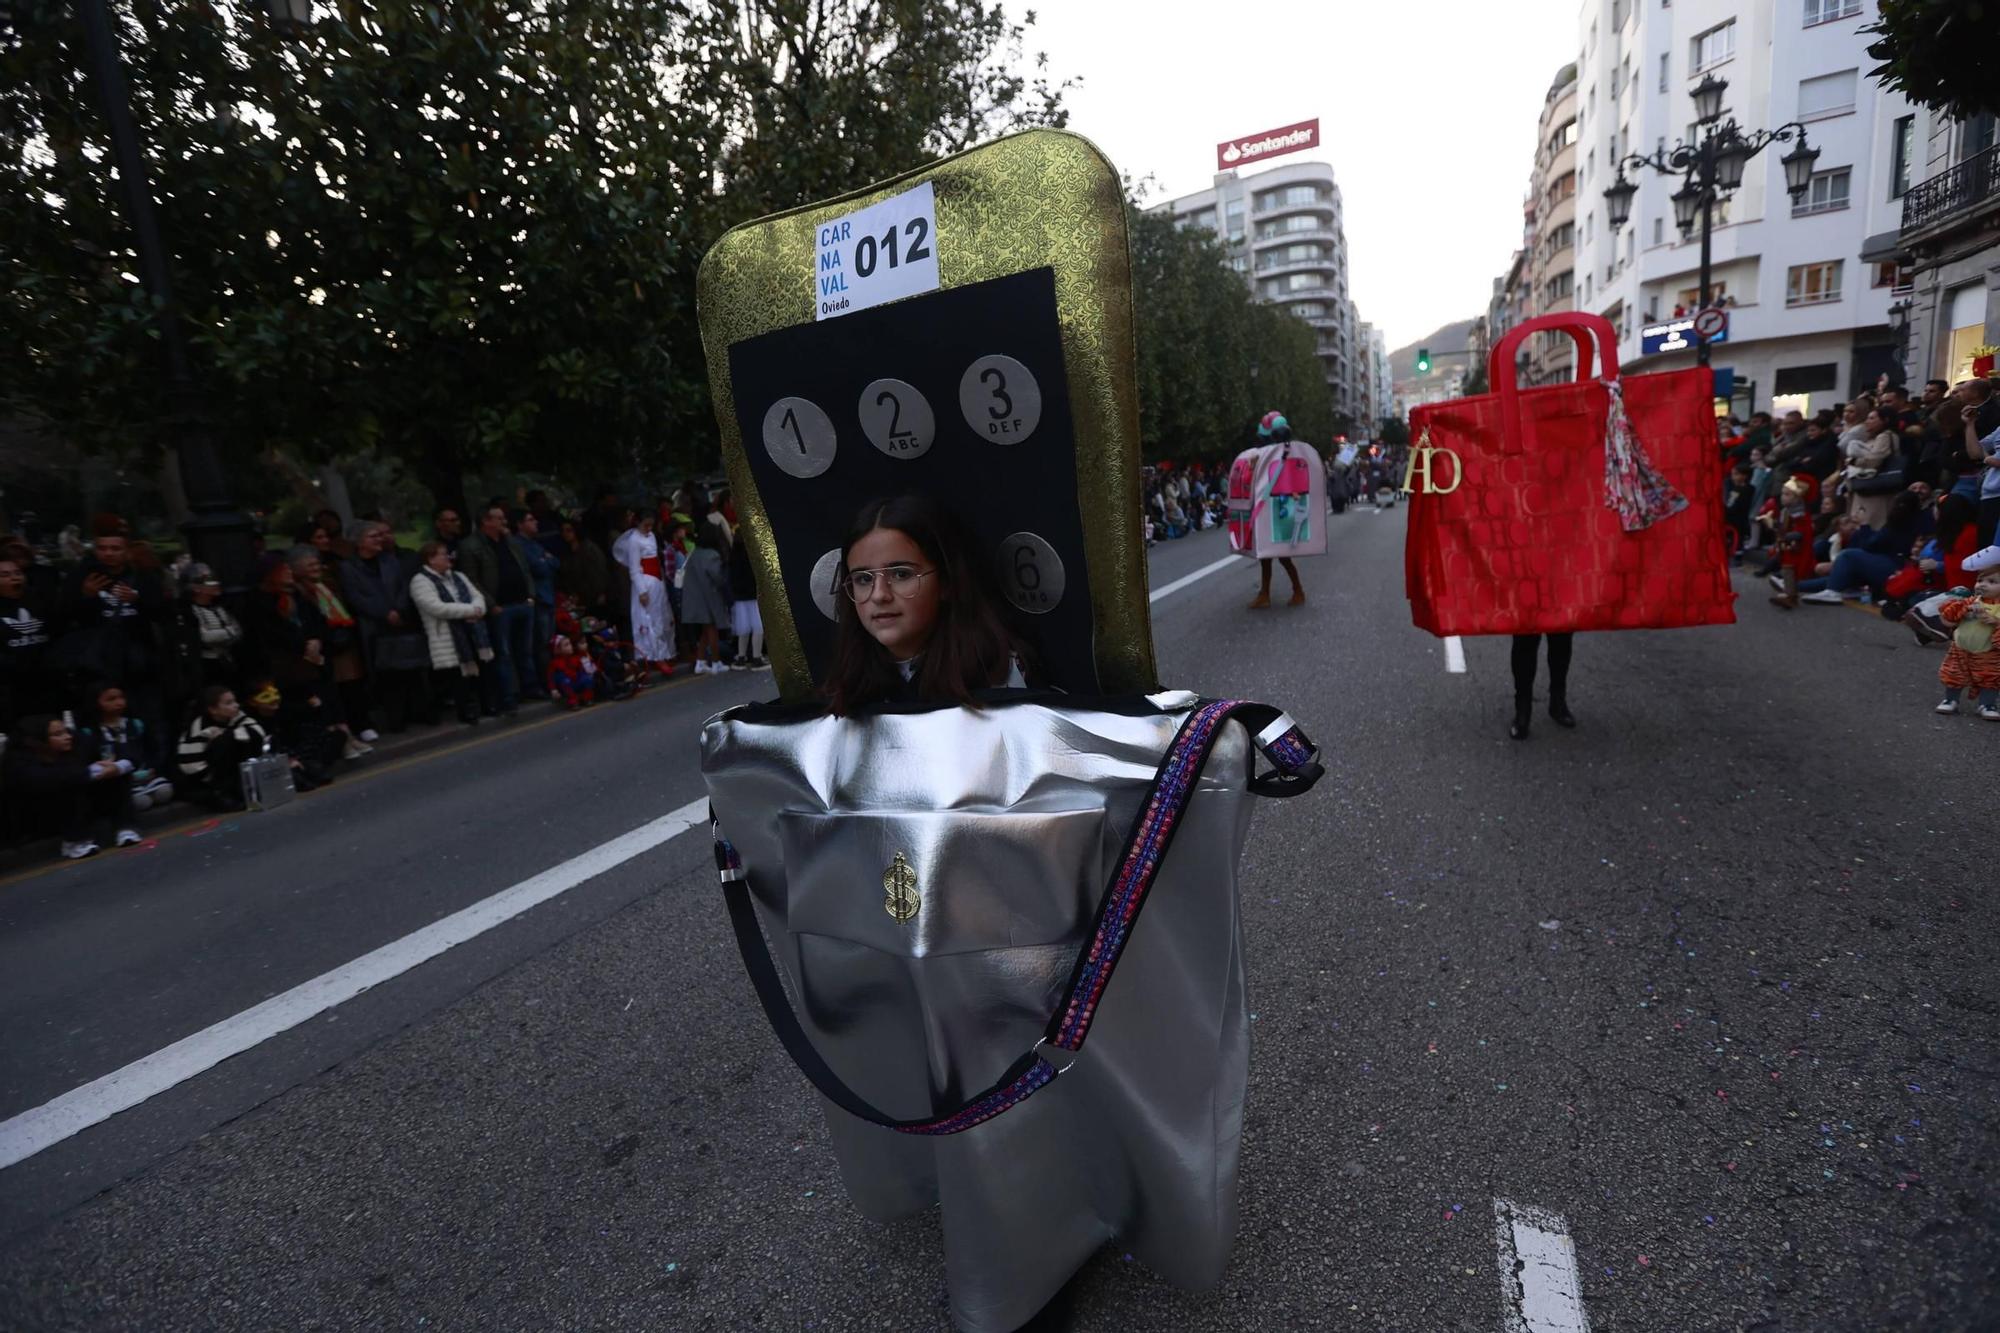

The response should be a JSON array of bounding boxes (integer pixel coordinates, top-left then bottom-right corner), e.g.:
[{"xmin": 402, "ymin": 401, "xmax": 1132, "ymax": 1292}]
[{"xmin": 822, "ymin": 495, "xmax": 1026, "ymax": 716}]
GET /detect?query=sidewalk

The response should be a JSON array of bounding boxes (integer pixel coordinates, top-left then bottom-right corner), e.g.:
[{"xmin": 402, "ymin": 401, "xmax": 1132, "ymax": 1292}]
[{"xmin": 0, "ymin": 666, "xmax": 721, "ymax": 880}]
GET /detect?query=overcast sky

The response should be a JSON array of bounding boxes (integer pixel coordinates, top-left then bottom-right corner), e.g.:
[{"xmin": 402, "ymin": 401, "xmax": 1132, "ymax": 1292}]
[{"xmin": 1025, "ymin": 0, "xmax": 1580, "ymax": 350}]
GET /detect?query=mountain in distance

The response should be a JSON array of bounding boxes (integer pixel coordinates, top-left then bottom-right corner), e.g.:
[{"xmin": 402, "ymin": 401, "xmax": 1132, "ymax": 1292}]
[{"xmin": 1390, "ymin": 318, "xmax": 1476, "ymax": 381}]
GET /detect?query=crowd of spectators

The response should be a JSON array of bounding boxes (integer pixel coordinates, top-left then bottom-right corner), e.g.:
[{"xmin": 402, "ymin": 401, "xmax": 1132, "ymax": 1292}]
[
  {"xmin": 0, "ymin": 481, "xmax": 765, "ymax": 862},
  {"xmin": 1721, "ymin": 377, "xmax": 2000, "ymax": 700},
  {"xmin": 1140, "ymin": 447, "xmax": 1389, "ymax": 543}
]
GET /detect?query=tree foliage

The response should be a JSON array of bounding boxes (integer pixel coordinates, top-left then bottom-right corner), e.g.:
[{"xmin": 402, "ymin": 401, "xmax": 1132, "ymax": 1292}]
[
  {"xmin": 1128, "ymin": 206, "xmax": 1334, "ymax": 462},
  {"xmin": 0, "ymin": 0, "xmax": 1070, "ymax": 510},
  {"xmin": 1863, "ymin": 1, "xmax": 2000, "ymax": 121}
]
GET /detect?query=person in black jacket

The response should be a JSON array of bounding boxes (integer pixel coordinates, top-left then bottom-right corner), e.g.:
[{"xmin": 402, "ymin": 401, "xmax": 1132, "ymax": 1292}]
[
  {"xmin": 53, "ymin": 527, "xmax": 169, "ymax": 736},
  {"xmin": 3, "ymin": 713, "xmax": 138, "ymax": 859},
  {"xmin": 343, "ymin": 522, "xmax": 428, "ymax": 732},
  {"xmin": 1, "ymin": 549, "xmax": 57, "ymax": 731}
]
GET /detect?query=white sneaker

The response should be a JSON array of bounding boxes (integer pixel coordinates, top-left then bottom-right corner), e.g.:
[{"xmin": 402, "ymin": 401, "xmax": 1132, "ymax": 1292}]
[
  {"xmin": 1935, "ymin": 697, "xmax": 1959, "ymax": 714},
  {"xmin": 115, "ymin": 829, "xmax": 141, "ymax": 847},
  {"xmin": 694, "ymin": 661, "xmax": 712, "ymax": 675},
  {"xmin": 1799, "ymin": 590, "xmax": 1844, "ymax": 605},
  {"xmin": 1767, "ymin": 575, "xmax": 1785, "ymax": 592},
  {"xmin": 358, "ymin": 729, "xmax": 380, "ymax": 743},
  {"xmin": 1980, "ymin": 704, "xmax": 2000, "ymax": 721},
  {"xmin": 61, "ymin": 840, "xmax": 100, "ymax": 860}
]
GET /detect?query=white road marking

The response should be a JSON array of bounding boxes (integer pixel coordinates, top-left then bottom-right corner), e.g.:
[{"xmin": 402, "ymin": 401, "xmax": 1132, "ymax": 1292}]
[
  {"xmin": 0, "ymin": 796, "xmax": 711, "ymax": 1172},
  {"xmin": 1148, "ymin": 553, "xmax": 1241, "ymax": 604},
  {"xmin": 1444, "ymin": 636, "xmax": 1467, "ymax": 673},
  {"xmin": 1494, "ymin": 1198, "xmax": 1591, "ymax": 1333}
]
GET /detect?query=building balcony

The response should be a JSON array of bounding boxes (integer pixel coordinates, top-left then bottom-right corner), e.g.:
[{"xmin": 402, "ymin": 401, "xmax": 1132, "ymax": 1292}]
[
  {"xmin": 1254, "ymin": 255, "xmax": 1335, "ymax": 277},
  {"xmin": 1253, "ymin": 196, "xmax": 1337, "ymax": 222},
  {"xmin": 1900, "ymin": 143, "xmax": 1999, "ymax": 245},
  {"xmin": 1253, "ymin": 225, "xmax": 1341, "ymax": 247}
]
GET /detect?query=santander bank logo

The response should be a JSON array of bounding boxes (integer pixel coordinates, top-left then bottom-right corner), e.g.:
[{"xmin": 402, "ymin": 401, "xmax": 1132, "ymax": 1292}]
[{"xmin": 1216, "ymin": 118, "xmax": 1320, "ymax": 172}]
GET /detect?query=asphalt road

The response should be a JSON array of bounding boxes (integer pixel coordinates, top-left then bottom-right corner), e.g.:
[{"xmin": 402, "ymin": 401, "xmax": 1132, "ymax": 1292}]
[{"xmin": 1, "ymin": 506, "xmax": 1993, "ymax": 1331}]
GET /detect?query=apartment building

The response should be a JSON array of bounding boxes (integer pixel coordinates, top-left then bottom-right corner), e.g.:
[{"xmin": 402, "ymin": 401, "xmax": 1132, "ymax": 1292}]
[
  {"xmin": 1570, "ymin": 0, "xmax": 1916, "ymax": 417},
  {"xmin": 1887, "ymin": 110, "xmax": 1998, "ymax": 387},
  {"xmin": 1151, "ymin": 160, "xmax": 1364, "ymax": 426},
  {"xmin": 1527, "ymin": 64, "xmax": 1583, "ymax": 384}
]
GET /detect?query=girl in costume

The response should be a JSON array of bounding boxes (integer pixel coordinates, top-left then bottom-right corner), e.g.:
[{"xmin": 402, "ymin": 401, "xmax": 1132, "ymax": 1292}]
[
  {"xmin": 824, "ymin": 494, "xmax": 1028, "ymax": 711},
  {"xmin": 1934, "ymin": 545, "xmax": 2000, "ymax": 719},
  {"xmin": 618, "ymin": 511, "xmax": 673, "ymax": 669}
]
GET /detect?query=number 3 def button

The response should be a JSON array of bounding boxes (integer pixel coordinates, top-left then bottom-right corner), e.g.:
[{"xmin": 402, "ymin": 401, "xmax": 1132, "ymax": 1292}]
[{"xmin": 959, "ymin": 354, "xmax": 1042, "ymax": 444}]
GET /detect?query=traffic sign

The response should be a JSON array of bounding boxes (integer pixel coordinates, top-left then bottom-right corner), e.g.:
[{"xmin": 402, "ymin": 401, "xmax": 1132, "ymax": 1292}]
[{"xmin": 1693, "ymin": 306, "xmax": 1728, "ymax": 340}]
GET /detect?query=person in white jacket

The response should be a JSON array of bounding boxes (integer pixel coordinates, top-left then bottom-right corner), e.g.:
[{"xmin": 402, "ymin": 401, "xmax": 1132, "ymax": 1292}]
[
  {"xmin": 618, "ymin": 512, "xmax": 673, "ymax": 666},
  {"xmin": 409, "ymin": 542, "xmax": 490, "ymax": 724}
]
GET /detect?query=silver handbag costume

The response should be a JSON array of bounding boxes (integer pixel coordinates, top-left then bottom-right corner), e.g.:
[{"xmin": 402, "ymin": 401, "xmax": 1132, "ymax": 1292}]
[
  {"xmin": 693, "ymin": 130, "xmax": 1325, "ymax": 1329},
  {"xmin": 703, "ymin": 694, "xmax": 1320, "ymax": 1331}
]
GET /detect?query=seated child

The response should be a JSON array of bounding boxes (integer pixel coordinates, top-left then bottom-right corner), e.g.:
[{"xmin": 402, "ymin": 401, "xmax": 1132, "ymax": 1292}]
[
  {"xmin": 547, "ymin": 634, "xmax": 599, "ymax": 709},
  {"xmin": 1934, "ymin": 546, "xmax": 2000, "ymax": 719},
  {"xmin": 79, "ymin": 680, "xmax": 174, "ymax": 812},
  {"xmin": 174, "ymin": 685, "xmax": 271, "ymax": 811},
  {"xmin": 244, "ymin": 679, "xmax": 343, "ymax": 790}
]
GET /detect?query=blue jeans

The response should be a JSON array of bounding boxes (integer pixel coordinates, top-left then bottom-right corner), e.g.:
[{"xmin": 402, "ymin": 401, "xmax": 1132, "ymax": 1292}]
[
  {"xmin": 1799, "ymin": 549, "xmax": 1898, "ymax": 595},
  {"xmin": 483, "ymin": 602, "xmax": 537, "ymax": 710}
]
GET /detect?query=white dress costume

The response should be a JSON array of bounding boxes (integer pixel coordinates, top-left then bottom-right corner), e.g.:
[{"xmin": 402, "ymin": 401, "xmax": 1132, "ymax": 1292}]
[{"xmin": 619, "ymin": 526, "xmax": 673, "ymax": 663}]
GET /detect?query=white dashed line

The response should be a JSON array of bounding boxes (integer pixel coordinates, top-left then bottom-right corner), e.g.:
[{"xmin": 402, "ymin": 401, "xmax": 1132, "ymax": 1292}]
[
  {"xmin": 0, "ymin": 797, "xmax": 712, "ymax": 1171},
  {"xmin": 1495, "ymin": 1198, "xmax": 1591, "ymax": 1333},
  {"xmin": 1148, "ymin": 554, "xmax": 1241, "ymax": 604},
  {"xmin": 1444, "ymin": 636, "xmax": 1467, "ymax": 673}
]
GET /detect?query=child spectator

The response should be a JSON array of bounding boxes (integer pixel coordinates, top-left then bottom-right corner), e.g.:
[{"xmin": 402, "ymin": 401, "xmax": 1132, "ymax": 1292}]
[
  {"xmin": 175, "ymin": 684, "xmax": 270, "ymax": 811},
  {"xmin": 1933, "ymin": 547, "xmax": 2000, "ymax": 719},
  {"xmin": 546, "ymin": 634, "xmax": 599, "ymax": 710},
  {"xmin": 244, "ymin": 679, "xmax": 343, "ymax": 790},
  {"xmin": 5, "ymin": 713, "xmax": 139, "ymax": 858},
  {"xmin": 79, "ymin": 680, "xmax": 174, "ymax": 813},
  {"xmin": 679, "ymin": 523, "xmax": 733, "ymax": 674},
  {"xmin": 1723, "ymin": 464, "xmax": 1754, "ymax": 551}
]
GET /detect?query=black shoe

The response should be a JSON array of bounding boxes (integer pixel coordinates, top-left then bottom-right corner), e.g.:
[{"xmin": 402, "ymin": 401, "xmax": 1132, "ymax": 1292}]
[
  {"xmin": 1549, "ymin": 697, "xmax": 1577, "ymax": 728},
  {"xmin": 1509, "ymin": 703, "xmax": 1532, "ymax": 740}
]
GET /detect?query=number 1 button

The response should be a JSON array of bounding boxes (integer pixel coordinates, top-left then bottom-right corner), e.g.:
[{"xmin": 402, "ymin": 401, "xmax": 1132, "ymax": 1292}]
[
  {"xmin": 858, "ymin": 379, "xmax": 935, "ymax": 459},
  {"xmin": 761, "ymin": 397, "xmax": 837, "ymax": 478},
  {"xmin": 958, "ymin": 355, "xmax": 1043, "ymax": 444}
]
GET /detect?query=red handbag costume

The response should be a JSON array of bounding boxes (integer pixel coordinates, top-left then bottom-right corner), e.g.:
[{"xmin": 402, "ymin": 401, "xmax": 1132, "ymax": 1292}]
[{"xmin": 1404, "ymin": 313, "xmax": 1734, "ymax": 636}]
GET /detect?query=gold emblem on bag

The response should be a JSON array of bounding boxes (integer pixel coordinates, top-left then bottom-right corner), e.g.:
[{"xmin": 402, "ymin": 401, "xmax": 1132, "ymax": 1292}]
[
  {"xmin": 1400, "ymin": 427, "xmax": 1463, "ymax": 496},
  {"xmin": 883, "ymin": 852, "xmax": 920, "ymax": 922}
]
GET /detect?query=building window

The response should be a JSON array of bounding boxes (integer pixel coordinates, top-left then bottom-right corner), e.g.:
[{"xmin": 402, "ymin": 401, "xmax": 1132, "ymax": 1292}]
[
  {"xmin": 1792, "ymin": 167, "xmax": 1851, "ymax": 215},
  {"xmin": 1677, "ymin": 281, "xmax": 1727, "ymax": 308},
  {"xmin": 1691, "ymin": 20, "xmax": 1735, "ymax": 72},
  {"xmin": 1653, "ymin": 217, "xmax": 1664, "ymax": 245},
  {"xmin": 1870, "ymin": 262, "xmax": 1913, "ymax": 293},
  {"xmin": 1659, "ymin": 53, "xmax": 1669, "ymax": 92},
  {"xmin": 1803, "ymin": 0, "xmax": 1860, "ymax": 24},
  {"xmin": 1562, "ymin": 119, "xmax": 1579, "ymax": 147},
  {"xmin": 1786, "ymin": 260, "xmax": 1843, "ymax": 306},
  {"xmin": 1546, "ymin": 271, "xmax": 1575, "ymax": 302},
  {"xmin": 1549, "ymin": 171, "xmax": 1577, "ymax": 202},
  {"xmin": 1890, "ymin": 115, "xmax": 1915, "ymax": 198},
  {"xmin": 1798, "ymin": 70, "xmax": 1858, "ymax": 121},
  {"xmin": 1258, "ymin": 184, "xmax": 1325, "ymax": 211}
]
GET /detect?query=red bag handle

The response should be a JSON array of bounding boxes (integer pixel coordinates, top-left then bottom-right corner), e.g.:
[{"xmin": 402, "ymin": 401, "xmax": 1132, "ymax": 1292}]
[{"xmin": 1487, "ymin": 313, "xmax": 1623, "ymax": 456}]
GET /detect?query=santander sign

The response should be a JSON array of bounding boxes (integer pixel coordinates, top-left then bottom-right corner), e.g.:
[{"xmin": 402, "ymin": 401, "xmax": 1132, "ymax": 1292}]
[{"xmin": 1216, "ymin": 118, "xmax": 1320, "ymax": 172}]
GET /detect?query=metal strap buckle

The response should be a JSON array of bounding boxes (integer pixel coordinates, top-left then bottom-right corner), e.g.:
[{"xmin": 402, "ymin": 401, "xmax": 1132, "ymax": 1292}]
[{"xmin": 1032, "ymin": 1037, "xmax": 1080, "ymax": 1076}]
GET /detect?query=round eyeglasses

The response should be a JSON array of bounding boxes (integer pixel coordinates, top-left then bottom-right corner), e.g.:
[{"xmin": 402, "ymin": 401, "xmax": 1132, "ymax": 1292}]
[{"xmin": 842, "ymin": 565, "xmax": 937, "ymax": 601}]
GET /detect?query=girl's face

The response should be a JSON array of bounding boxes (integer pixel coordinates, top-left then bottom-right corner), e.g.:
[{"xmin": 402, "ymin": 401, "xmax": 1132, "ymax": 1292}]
[
  {"xmin": 1977, "ymin": 569, "xmax": 2000, "ymax": 599},
  {"xmin": 553, "ymin": 635, "xmax": 573, "ymax": 656},
  {"xmin": 208, "ymin": 691, "xmax": 240, "ymax": 722},
  {"xmin": 845, "ymin": 526, "xmax": 941, "ymax": 660},
  {"xmin": 1865, "ymin": 410, "xmax": 1886, "ymax": 434},
  {"xmin": 97, "ymin": 686, "xmax": 127, "ymax": 719},
  {"xmin": 45, "ymin": 719, "xmax": 73, "ymax": 753}
]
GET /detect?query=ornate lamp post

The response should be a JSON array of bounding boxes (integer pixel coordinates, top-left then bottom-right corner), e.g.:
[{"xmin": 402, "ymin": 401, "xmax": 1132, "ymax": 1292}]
[{"xmin": 1601, "ymin": 74, "xmax": 1820, "ymax": 366}]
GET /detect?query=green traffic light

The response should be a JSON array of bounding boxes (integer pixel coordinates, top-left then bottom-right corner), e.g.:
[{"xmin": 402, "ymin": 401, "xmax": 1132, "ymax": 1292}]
[{"xmin": 1416, "ymin": 347, "xmax": 1431, "ymax": 374}]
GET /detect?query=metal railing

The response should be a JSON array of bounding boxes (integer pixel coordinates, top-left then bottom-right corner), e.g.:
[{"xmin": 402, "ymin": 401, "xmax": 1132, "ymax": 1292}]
[{"xmin": 1900, "ymin": 143, "xmax": 1999, "ymax": 238}]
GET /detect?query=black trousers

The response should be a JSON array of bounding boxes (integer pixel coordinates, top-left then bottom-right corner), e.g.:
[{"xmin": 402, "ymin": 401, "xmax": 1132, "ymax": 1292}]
[{"xmin": 1510, "ymin": 633, "xmax": 1574, "ymax": 706}]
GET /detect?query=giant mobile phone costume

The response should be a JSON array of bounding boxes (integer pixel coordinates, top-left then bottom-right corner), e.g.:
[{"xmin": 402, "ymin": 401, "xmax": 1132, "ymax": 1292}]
[{"xmin": 695, "ymin": 130, "xmax": 1325, "ymax": 1331}]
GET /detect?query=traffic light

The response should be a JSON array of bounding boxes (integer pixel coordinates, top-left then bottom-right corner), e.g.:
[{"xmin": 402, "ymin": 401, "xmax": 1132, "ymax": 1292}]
[{"xmin": 1415, "ymin": 347, "xmax": 1432, "ymax": 374}]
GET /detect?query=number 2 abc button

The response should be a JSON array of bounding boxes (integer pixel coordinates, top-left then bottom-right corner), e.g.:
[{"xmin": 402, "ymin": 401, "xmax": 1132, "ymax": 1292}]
[
  {"xmin": 959, "ymin": 354, "xmax": 1042, "ymax": 444},
  {"xmin": 761, "ymin": 397, "xmax": 837, "ymax": 478},
  {"xmin": 858, "ymin": 379, "xmax": 935, "ymax": 459}
]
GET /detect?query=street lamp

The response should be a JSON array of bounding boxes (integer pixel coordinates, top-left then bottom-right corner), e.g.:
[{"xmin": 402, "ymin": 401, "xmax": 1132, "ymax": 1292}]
[{"xmin": 1601, "ymin": 73, "xmax": 1818, "ymax": 366}]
